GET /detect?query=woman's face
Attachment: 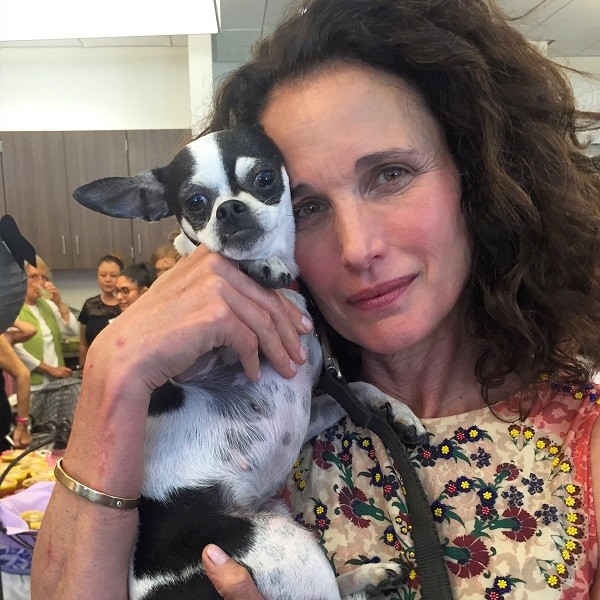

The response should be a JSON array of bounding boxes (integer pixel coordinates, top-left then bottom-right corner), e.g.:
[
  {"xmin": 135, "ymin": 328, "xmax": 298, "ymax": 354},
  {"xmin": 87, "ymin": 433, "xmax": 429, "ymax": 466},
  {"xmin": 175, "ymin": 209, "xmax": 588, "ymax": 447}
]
[
  {"xmin": 97, "ymin": 260, "xmax": 121, "ymax": 295},
  {"xmin": 154, "ymin": 256, "xmax": 178, "ymax": 277},
  {"xmin": 261, "ymin": 64, "xmax": 472, "ymax": 356},
  {"xmin": 25, "ymin": 264, "xmax": 49, "ymax": 304},
  {"xmin": 114, "ymin": 275, "xmax": 146, "ymax": 311}
]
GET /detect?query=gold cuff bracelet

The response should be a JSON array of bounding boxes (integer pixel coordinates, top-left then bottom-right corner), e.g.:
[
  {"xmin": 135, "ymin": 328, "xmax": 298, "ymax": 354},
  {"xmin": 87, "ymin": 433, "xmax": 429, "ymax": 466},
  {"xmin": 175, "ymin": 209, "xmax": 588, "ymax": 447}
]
[{"xmin": 54, "ymin": 458, "xmax": 140, "ymax": 510}]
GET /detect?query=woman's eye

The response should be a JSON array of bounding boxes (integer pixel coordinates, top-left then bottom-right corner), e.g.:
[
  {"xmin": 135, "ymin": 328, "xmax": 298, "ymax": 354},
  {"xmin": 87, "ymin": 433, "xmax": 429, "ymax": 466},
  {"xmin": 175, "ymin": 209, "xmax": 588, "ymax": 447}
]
[
  {"xmin": 254, "ymin": 169, "xmax": 276, "ymax": 189},
  {"xmin": 376, "ymin": 165, "xmax": 410, "ymax": 185},
  {"xmin": 185, "ymin": 193, "xmax": 209, "ymax": 212},
  {"xmin": 293, "ymin": 200, "xmax": 326, "ymax": 221}
]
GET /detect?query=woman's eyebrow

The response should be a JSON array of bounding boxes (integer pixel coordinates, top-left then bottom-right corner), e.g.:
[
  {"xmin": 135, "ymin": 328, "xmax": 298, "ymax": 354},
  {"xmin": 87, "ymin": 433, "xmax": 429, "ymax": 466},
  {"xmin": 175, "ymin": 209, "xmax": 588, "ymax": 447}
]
[
  {"xmin": 290, "ymin": 182, "xmax": 318, "ymax": 200},
  {"xmin": 355, "ymin": 148, "xmax": 420, "ymax": 172}
]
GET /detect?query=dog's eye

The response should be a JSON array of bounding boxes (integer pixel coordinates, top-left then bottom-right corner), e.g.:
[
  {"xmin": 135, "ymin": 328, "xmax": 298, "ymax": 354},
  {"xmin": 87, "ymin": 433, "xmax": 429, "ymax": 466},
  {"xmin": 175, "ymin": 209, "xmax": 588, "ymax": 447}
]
[
  {"xmin": 254, "ymin": 170, "xmax": 276, "ymax": 189},
  {"xmin": 185, "ymin": 193, "xmax": 209, "ymax": 212}
]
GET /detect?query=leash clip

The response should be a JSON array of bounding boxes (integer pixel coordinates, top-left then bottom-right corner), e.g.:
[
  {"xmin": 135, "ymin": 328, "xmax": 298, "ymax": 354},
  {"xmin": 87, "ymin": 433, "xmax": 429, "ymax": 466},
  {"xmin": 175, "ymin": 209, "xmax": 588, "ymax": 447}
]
[{"xmin": 316, "ymin": 323, "xmax": 342, "ymax": 380}]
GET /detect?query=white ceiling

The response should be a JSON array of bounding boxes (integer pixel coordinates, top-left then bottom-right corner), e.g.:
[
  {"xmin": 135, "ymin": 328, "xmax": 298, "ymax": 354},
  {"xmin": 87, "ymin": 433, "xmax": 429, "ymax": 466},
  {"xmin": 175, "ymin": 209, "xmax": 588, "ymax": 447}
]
[{"xmin": 0, "ymin": 0, "xmax": 598, "ymax": 58}]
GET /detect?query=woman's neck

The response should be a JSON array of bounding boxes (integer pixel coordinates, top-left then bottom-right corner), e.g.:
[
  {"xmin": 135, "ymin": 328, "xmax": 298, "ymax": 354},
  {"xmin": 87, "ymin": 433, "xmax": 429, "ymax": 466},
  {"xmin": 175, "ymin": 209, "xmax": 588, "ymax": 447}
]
[
  {"xmin": 360, "ymin": 330, "xmax": 517, "ymax": 419},
  {"xmin": 100, "ymin": 292, "xmax": 118, "ymax": 306}
]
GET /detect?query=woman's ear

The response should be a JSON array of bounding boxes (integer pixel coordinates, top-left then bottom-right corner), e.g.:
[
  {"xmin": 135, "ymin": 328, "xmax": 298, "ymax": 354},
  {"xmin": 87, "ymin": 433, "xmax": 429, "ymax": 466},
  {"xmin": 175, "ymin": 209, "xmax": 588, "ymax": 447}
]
[{"xmin": 140, "ymin": 286, "xmax": 149, "ymax": 295}]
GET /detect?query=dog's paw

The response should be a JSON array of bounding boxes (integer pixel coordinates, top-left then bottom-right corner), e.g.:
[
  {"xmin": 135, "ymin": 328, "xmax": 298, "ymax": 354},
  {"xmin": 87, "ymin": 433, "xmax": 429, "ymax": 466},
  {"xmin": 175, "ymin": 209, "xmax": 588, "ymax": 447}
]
[
  {"xmin": 348, "ymin": 381, "xmax": 428, "ymax": 446},
  {"xmin": 239, "ymin": 257, "xmax": 291, "ymax": 289},
  {"xmin": 338, "ymin": 560, "xmax": 408, "ymax": 598},
  {"xmin": 382, "ymin": 402, "xmax": 429, "ymax": 446}
]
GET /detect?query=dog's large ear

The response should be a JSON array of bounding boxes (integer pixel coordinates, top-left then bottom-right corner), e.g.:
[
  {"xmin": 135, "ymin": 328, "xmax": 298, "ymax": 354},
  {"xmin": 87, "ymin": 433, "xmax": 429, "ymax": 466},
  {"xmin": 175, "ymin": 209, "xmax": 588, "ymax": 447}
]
[{"xmin": 73, "ymin": 170, "xmax": 172, "ymax": 222}]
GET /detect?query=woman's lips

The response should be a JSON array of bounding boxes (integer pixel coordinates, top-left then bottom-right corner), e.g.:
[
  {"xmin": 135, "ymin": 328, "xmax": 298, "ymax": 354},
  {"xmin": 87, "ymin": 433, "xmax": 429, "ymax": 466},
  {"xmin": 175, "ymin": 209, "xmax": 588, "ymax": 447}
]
[{"xmin": 347, "ymin": 276, "xmax": 416, "ymax": 311}]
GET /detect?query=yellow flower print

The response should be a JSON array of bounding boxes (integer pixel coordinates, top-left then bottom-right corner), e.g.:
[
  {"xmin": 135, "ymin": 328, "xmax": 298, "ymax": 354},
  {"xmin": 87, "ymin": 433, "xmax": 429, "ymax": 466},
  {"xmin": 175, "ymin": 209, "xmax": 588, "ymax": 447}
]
[
  {"xmin": 559, "ymin": 460, "xmax": 572, "ymax": 473},
  {"xmin": 546, "ymin": 574, "xmax": 560, "ymax": 588},
  {"xmin": 565, "ymin": 483, "xmax": 577, "ymax": 494},
  {"xmin": 293, "ymin": 458, "xmax": 302, "ymax": 468},
  {"xmin": 556, "ymin": 563, "xmax": 567, "ymax": 576},
  {"xmin": 293, "ymin": 471, "xmax": 302, "ymax": 481},
  {"xmin": 565, "ymin": 526, "xmax": 578, "ymax": 537},
  {"xmin": 496, "ymin": 578, "xmax": 509, "ymax": 590},
  {"xmin": 573, "ymin": 391, "xmax": 584, "ymax": 400},
  {"xmin": 566, "ymin": 513, "xmax": 578, "ymax": 523},
  {"xmin": 564, "ymin": 496, "xmax": 576, "ymax": 508},
  {"xmin": 315, "ymin": 505, "xmax": 325, "ymax": 516},
  {"xmin": 552, "ymin": 457, "xmax": 561, "ymax": 468},
  {"xmin": 508, "ymin": 425, "xmax": 521, "ymax": 438},
  {"xmin": 565, "ymin": 540, "xmax": 577, "ymax": 551},
  {"xmin": 408, "ymin": 569, "xmax": 417, "ymax": 581},
  {"xmin": 536, "ymin": 439, "xmax": 547, "ymax": 450},
  {"xmin": 561, "ymin": 549, "xmax": 571, "ymax": 561},
  {"xmin": 523, "ymin": 426, "xmax": 535, "ymax": 440},
  {"xmin": 548, "ymin": 445, "xmax": 560, "ymax": 455},
  {"xmin": 297, "ymin": 480, "xmax": 306, "ymax": 491}
]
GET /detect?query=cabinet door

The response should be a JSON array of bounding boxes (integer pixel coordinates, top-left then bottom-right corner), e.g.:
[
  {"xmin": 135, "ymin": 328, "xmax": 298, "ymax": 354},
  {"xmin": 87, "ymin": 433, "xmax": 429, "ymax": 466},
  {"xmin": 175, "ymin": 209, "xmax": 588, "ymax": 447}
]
[
  {"xmin": 2, "ymin": 132, "xmax": 73, "ymax": 269},
  {"xmin": 127, "ymin": 129, "xmax": 189, "ymax": 262},
  {"xmin": 0, "ymin": 140, "xmax": 7, "ymax": 215},
  {"xmin": 64, "ymin": 131, "xmax": 134, "ymax": 269}
]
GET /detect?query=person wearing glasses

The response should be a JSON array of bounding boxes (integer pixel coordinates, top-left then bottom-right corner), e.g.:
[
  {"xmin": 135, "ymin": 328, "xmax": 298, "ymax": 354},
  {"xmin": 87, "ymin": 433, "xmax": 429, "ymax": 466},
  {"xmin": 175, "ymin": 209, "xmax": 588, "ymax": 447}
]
[
  {"xmin": 13, "ymin": 256, "xmax": 78, "ymax": 391},
  {"xmin": 114, "ymin": 263, "xmax": 157, "ymax": 312}
]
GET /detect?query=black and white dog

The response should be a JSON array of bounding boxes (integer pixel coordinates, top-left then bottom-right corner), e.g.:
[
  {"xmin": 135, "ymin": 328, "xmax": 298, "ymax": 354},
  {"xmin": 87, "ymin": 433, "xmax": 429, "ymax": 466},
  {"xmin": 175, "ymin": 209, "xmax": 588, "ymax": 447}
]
[{"xmin": 73, "ymin": 126, "xmax": 426, "ymax": 600}]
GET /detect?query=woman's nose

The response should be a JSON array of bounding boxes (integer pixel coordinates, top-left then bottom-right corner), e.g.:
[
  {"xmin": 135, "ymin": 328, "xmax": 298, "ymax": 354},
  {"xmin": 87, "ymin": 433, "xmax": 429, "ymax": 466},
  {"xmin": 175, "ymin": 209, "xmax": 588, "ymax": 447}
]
[{"xmin": 334, "ymin": 200, "xmax": 386, "ymax": 271}]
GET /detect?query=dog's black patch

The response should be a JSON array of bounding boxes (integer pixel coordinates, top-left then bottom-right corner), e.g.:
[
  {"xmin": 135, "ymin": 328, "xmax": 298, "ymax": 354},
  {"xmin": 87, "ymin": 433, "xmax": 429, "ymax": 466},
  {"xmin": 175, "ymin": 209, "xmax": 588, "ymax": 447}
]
[
  {"xmin": 148, "ymin": 380, "xmax": 185, "ymax": 415},
  {"xmin": 134, "ymin": 486, "xmax": 255, "ymax": 600}
]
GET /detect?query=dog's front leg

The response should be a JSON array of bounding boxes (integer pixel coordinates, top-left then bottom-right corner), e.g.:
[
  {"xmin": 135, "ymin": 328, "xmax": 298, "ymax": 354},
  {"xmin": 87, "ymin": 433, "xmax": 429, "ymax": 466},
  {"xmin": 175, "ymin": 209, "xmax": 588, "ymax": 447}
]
[
  {"xmin": 307, "ymin": 382, "xmax": 427, "ymax": 445},
  {"xmin": 237, "ymin": 257, "xmax": 291, "ymax": 288},
  {"xmin": 337, "ymin": 559, "xmax": 408, "ymax": 598},
  {"xmin": 348, "ymin": 381, "xmax": 428, "ymax": 445}
]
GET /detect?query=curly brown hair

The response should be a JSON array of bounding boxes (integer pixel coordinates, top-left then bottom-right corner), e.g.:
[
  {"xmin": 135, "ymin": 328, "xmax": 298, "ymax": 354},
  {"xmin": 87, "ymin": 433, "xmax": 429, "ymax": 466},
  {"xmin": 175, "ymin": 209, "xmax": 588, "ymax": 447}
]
[{"xmin": 204, "ymin": 0, "xmax": 600, "ymax": 400}]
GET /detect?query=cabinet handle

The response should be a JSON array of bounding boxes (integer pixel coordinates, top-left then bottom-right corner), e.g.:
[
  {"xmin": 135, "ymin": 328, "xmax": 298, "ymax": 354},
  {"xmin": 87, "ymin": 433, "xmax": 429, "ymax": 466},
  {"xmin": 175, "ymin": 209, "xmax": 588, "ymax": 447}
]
[
  {"xmin": 130, "ymin": 246, "xmax": 134, "ymax": 259},
  {"xmin": 137, "ymin": 235, "xmax": 142, "ymax": 255},
  {"xmin": 61, "ymin": 236, "xmax": 66, "ymax": 255},
  {"xmin": 75, "ymin": 235, "xmax": 80, "ymax": 256}
]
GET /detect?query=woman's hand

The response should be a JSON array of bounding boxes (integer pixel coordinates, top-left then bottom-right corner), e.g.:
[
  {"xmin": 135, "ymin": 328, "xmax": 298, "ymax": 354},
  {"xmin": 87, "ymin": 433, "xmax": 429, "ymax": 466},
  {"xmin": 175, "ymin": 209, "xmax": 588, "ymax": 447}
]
[
  {"xmin": 202, "ymin": 545, "xmax": 266, "ymax": 600},
  {"xmin": 96, "ymin": 245, "xmax": 312, "ymax": 391},
  {"xmin": 12, "ymin": 422, "xmax": 32, "ymax": 448}
]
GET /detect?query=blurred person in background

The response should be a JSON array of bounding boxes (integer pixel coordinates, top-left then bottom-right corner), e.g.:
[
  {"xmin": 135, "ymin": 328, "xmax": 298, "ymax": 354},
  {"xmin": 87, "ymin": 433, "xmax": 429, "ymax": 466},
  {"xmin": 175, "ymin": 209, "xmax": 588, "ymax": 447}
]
[
  {"xmin": 150, "ymin": 244, "xmax": 181, "ymax": 278},
  {"xmin": 14, "ymin": 256, "xmax": 78, "ymax": 391},
  {"xmin": 114, "ymin": 263, "xmax": 156, "ymax": 311},
  {"xmin": 78, "ymin": 254, "xmax": 124, "ymax": 367}
]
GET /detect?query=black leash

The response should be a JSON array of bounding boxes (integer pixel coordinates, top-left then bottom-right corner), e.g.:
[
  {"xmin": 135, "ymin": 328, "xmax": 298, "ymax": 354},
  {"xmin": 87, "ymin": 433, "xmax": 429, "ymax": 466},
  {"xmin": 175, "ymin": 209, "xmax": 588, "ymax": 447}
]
[{"xmin": 316, "ymin": 328, "xmax": 454, "ymax": 600}]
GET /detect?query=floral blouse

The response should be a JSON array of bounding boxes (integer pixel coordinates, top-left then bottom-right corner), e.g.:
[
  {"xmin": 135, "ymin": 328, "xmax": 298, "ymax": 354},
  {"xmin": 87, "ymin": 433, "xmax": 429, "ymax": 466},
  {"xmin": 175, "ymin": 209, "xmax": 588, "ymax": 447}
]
[{"xmin": 283, "ymin": 380, "xmax": 599, "ymax": 599}]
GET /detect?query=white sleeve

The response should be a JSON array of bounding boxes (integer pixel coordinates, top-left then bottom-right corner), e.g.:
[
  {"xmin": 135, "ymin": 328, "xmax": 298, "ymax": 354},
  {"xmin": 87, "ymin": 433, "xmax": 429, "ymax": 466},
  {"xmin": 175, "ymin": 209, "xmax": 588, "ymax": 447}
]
[
  {"xmin": 13, "ymin": 342, "xmax": 41, "ymax": 372},
  {"xmin": 45, "ymin": 299, "xmax": 79, "ymax": 337}
]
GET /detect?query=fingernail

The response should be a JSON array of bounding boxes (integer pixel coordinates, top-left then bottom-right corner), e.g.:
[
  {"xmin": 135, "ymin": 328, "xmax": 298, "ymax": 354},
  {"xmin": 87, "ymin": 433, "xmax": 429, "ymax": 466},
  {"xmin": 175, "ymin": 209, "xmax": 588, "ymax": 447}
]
[
  {"xmin": 206, "ymin": 544, "xmax": 229, "ymax": 566},
  {"xmin": 289, "ymin": 359, "xmax": 297, "ymax": 375},
  {"xmin": 300, "ymin": 315, "xmax": 313, "ymax": 332},
  {"xmin": 298, "ymin": 344, "xmax": 307, "ymax": 362}
]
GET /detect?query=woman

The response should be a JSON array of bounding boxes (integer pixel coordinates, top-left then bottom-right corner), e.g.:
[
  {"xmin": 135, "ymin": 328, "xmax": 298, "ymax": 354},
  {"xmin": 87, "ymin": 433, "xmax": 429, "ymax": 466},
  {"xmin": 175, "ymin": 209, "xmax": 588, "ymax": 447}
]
[
  {"xmin": 32, "ymin": 0, "xmax": 599, "ymax": 598},
  {"xmin": 150, "ymin": 244, "xmax": 181, "ymax": 277},
  {"xmin": 13, "ymin": 256, "xmax": 78, "ymax": 391},
  {"xmin": 114, "ymin": 263, "xmax": 156, "ymax": 311},
  {"xmin": 0, "ymin": 321, "xmax": 36, "ymax": 450},
  {"xmin": 78, "ymin": 254, "xmax": 123, "ymax": 367}
]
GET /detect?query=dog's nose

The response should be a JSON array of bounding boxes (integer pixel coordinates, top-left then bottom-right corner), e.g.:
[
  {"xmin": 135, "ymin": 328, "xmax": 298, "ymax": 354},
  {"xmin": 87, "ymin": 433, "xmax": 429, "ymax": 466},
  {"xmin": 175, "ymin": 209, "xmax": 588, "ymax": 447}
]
[{"xmin": 216, "ymin": 200, "xmax": 247, "ymax": 224}]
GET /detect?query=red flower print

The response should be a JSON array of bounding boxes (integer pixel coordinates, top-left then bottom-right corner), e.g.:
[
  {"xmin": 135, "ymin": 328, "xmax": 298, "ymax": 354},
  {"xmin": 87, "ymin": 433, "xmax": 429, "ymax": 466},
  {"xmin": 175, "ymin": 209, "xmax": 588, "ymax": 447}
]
[
  {"xmin": 337, "ymin": 486, "xmax": 371, "ymax": 528},
  {"xmin": 496, "ymin": 462, "xmax": 520, "ymax": 481},
  {"xmin": 313, "ymin": 438, "xmax": 335, "ymax": 470},
  {"xmin": 501, "ymin": 507, "xmax": 537, "ymax": 541},
  {"xmin": 445, "ymin": 534, "xmax": 490, "ymax": 578}
]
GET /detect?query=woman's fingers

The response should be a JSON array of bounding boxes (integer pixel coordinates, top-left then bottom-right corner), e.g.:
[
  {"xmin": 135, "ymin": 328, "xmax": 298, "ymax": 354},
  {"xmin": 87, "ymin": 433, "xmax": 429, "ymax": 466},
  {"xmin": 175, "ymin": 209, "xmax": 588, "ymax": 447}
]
[{"xmin": 202, "ymin": 545, "xmax": 266, "ymax": 600}]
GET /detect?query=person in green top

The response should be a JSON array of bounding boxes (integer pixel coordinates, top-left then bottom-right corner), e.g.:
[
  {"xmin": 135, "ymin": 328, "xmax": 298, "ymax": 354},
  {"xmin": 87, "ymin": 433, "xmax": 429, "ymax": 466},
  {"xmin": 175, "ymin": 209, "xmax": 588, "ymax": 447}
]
[{"xmin": 13, "ymin": 255, "xmax": 79, "ymax": 391}]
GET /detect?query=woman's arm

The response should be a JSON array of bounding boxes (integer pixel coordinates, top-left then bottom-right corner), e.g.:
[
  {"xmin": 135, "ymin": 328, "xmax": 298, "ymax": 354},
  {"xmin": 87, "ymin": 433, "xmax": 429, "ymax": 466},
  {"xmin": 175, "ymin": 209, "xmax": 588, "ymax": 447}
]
[
  {"xmin": 0, "ymin": 336, "xmax": 32, "ymax": 448},
  {"xmin": 5, "ymin": 319, "xmax": 36, "ymax": 344},
  {"xmin": 79, "ymin": 324, "xmax": 89, "ymax": 368},
  {"xmin": 31, "ymin": 247, "xmax": 311, "ymax": 600}
]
